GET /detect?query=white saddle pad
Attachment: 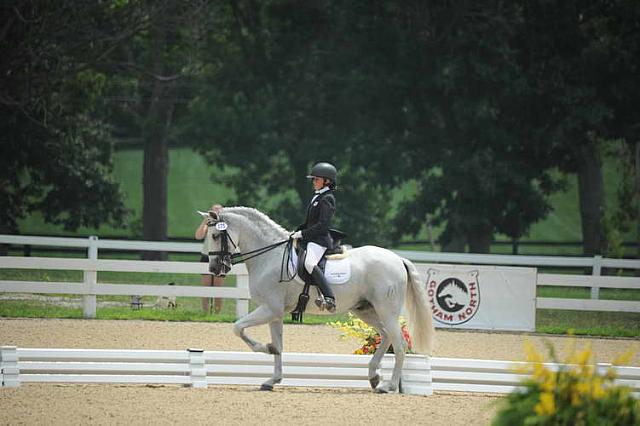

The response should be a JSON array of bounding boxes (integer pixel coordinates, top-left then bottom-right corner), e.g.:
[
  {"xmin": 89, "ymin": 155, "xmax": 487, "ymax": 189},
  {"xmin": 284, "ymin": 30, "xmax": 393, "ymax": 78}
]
[{"xmin": 288, "ymin": 246, "xmax": 351, "ymax": 285}]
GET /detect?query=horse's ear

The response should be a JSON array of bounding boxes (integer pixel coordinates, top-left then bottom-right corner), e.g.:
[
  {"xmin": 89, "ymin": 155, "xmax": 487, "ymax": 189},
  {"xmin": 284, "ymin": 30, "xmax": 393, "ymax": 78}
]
[
  {"xmin": 197, "ymin": 210, "xmax": 209, "ymax": 218},
  {"xmin": 208, "ymin": 211, "xmax": 219, "ymax": 220}
]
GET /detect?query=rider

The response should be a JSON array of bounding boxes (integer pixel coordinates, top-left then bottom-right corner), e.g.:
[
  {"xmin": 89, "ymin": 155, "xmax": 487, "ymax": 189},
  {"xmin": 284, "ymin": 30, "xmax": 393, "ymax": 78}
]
[{"xmin": 291, "ymin": 162, "xmax": 338, "ymax": 313}]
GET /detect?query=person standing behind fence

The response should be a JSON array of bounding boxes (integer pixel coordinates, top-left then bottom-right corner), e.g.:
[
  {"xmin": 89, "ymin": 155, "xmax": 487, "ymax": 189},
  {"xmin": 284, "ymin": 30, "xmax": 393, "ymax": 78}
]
[{"xmin": 195, "ymin": 204, "xmax": 224, "ymax": 314}]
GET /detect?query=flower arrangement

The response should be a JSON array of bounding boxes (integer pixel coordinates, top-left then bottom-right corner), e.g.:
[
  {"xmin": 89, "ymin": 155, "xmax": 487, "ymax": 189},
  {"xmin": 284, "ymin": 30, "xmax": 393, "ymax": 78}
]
[
  {"xmin": 493, "ymin": 338, "xmax": 639, "ymax": 425},
  {"xmin": 329, "ymin": 313, "xmax": 413, "ymax": 355}
]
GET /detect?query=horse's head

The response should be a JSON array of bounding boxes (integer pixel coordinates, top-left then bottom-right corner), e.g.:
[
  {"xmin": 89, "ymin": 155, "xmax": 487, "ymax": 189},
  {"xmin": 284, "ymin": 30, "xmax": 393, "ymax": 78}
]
[{"xmin": 200, "ymin": 210, "xmax": 239, "ymax": 277}]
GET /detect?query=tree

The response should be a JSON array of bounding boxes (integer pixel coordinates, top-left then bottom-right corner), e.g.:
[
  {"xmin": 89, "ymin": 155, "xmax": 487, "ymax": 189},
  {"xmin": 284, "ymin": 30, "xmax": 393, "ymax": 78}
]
[
  {"xmin": 0, "ymin": 1, "xmax": 135, "ymax": 235},
  {"xmin": 596, "ymin": 1, "xmax": 640, "ymax": 258},
  {"xmin": 516, "ymin": 0, "xmax": 640, "ymax": 256},
  {"xmin": 183, "ymin": 0, "xmax": 396, "ymax": 245},
  {"xmin": 102, "ymin": 1, "xmax": 211, "ymax": 258},
  {"xmin": 184, "ymin": 0, "xmax": 572, "ymax": 251},
  {"xmin": 345, "ymin": 1, "xmax": 565, "ymax": 252}
]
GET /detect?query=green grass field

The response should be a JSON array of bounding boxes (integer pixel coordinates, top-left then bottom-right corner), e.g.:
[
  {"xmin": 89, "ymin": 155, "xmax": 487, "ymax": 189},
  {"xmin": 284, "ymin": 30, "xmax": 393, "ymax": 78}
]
[
  {"xmin": 17, "ymin": 148, "xmax": 237, "ymax": 238},
  {"xmin": 15, "ymin": 147, "xmax": 637, "ymax": 248},
  {"xmin": 0, "ymin": 268, "xmax": 638, "ymax": 337},
  {"xmin": 4, "ymin": 147, "xmax": 638, "ymax": 337}
]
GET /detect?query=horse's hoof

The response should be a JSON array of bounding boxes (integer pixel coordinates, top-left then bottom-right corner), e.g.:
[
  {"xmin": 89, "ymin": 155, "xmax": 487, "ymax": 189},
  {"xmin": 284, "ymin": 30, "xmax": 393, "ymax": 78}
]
[
  {"xmin": 266, "ymin": 343, "xmax": 281, "ymax": 355},
  {"xmin": 369, "ymin": 374, "xmax": 381, "ymax": 390},
  {"xmin": 375, "ymin": 386, "xmax": 389, "ymax": 394},
  {"xmin": 260, "ymin": 384, "xmax": 274, "ymax": 391},
  {"xmin": 375, "ymin": 382, "xmax": 396, "ymax": 394}
]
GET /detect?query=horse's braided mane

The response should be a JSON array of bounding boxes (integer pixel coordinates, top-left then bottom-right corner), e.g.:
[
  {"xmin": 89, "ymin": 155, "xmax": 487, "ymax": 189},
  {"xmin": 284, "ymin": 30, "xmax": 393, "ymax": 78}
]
[{"xmin": 224, "ymin": 206, "xmax": 289, "ymax": 237}]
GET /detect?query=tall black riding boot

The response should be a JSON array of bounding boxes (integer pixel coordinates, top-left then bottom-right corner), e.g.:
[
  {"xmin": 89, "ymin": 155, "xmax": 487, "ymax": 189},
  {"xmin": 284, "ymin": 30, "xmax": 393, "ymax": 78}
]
[{"xmin": 311, "ymin": 266, "xmax": 336, "ymax": 313}]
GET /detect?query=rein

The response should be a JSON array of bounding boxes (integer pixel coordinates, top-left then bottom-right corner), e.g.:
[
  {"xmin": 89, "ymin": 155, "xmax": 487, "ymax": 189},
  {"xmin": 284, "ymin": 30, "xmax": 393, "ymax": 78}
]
[
  {"xmin": 229, "ymin": 239, "xmax": 289, "ymax": 264},
  {"xmin": 206, "ymin": 216, "xmax": 293, "ymax": 280},
  {"xmin": 207, "ymin": 223, "xmax": 289, "ymax": 264}
]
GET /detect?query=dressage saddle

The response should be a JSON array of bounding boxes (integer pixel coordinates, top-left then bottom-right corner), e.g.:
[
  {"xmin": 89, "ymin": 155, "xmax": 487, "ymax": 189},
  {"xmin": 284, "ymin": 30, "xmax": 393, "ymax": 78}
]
[{"xmin": 290, "ymin": 229, "xmax": 347, "ymax": 322}]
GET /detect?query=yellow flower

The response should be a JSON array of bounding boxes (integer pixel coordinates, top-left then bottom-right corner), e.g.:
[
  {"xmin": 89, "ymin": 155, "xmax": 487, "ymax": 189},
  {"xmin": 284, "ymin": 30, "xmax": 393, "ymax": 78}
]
[
  {"xmin": 524, "ymin": 340, "xmax": 544, "ymax": 364},
  {"xmin": 575, "ymin": 346, "xmax": 593, "ymax": 366},
  {"xmin": 540, "ymin": 371, "xmax": 556, "ymax": 393},
  {"xmin": 570, "ymin": 389, "xmax": 581, "ymax": 406},
  {"xmin": 612, "ymin": 349, "xmax": 635, "ymax": 366},
  {"xmin": 534, "ymin": 391, "xmax": 556, "ymax": 416},
  {"xmin": 576, "ymin": 380, "xmax": 591, "ymax": 397},
  {"xmin": 590, "ymin": 376, "xmax": 606, "ymax": 399}
]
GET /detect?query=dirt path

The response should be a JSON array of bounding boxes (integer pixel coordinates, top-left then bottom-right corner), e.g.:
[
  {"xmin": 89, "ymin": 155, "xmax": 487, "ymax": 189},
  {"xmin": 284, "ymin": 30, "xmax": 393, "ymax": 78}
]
[{"xmin": 1, "ymin": 318, "xmax": 638, "ymax": 426}]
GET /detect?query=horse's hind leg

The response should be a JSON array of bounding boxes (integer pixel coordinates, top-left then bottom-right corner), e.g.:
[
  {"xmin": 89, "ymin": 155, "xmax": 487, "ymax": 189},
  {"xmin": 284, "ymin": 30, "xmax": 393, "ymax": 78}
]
[
  {"xmin": 374, "ymin": 311, "xmax": 406, "ymax": 394},
  {"xmin": 233, "ymin": 304, "xmax": 281, "ymax": 355},
  {"xmin": 260, "ymin": 319, "xmax": 284, "ymax": 391},
  {"xmin": 353, "ymin": 309, "xmax": 391, "ymax": 390}
]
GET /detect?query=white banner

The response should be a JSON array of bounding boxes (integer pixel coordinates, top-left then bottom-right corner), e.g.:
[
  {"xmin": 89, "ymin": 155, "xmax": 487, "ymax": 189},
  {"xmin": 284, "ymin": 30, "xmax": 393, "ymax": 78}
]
[{"xmin": 414, "ymin": 263, "xmax": 537, "ymax": 332}]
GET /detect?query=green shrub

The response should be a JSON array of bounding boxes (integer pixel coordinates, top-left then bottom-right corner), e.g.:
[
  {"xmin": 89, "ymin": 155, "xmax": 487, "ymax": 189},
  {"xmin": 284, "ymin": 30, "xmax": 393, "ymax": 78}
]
[{"xmin": 493, "ymin": 340, "xmax": 639, "ymax": 426}]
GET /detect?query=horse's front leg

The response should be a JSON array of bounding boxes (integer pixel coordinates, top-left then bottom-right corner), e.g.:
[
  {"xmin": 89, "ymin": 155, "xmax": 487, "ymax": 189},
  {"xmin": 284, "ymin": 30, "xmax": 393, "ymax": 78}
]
[
  {"xmin": 233, "ymin": 304, "xmax": 280, "ymax": 355},
  {"xmin": 260, "ymin": 319, "xmax": 284, "ymax": 391}
]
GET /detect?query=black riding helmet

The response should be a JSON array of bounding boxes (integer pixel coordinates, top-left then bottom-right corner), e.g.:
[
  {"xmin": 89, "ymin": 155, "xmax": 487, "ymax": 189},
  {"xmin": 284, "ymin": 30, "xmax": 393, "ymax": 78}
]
[{"xmin": 306, "ymin": 162, "xmax": 337, "ymax": 183}]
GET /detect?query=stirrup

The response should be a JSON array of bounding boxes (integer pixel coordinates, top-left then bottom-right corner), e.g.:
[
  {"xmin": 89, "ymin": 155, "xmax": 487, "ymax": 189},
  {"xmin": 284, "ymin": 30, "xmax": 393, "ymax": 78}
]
[
  {"xmin": 325, "ymin": 297, "xmax": 336, "ymax": 313},
  {"xmin": 315, "ymin": 297, "xmax": 336, "ymax": 313}
]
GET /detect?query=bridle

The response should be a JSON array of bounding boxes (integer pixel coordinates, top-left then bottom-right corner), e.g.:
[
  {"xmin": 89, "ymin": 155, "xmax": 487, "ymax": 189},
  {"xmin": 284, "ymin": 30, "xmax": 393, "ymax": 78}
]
[
  {"xmin": 207, "ymin": 220, "xmax": 236, "ymax": 275},
  {"xmin": 206, "ymin": 216, "xmax": 289, "ymax": 276}
]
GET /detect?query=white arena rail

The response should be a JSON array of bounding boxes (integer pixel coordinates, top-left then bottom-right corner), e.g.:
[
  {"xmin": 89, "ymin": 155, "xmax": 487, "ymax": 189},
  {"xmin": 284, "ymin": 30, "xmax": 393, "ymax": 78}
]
[
  {"xmin": 1, "ymin": 234, "xmax": 639, "ymax": 315},
  {"xmin": 2, "ymin": 346, "xmax": 639, "ymax": 397},
  {"xmin": 0, "ymin": 234, "xmax": 252, "ymax": 319},
  {"xmin": 0, "ymin": 256, "xmax": 249, "ymax": 319},
  {"xmin": 0, "ymin": 346, "xmax": 431, "ymax": 395}
]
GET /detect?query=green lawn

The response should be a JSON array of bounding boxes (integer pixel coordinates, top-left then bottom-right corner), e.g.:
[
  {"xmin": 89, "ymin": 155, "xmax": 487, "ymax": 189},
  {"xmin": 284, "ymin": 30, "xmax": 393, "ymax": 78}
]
[
  {"xmin": 15, "ymin": 148, "xmax": 637, "ymax": 249},
  {"xmin": 5, "ymin": 147, "xmax": 638, "ymax": 337},
  {"xmin": 1, "ymin": 269, "xmax": 637, "ymax": 337},
  {"xmin": 17, "ymin": 148, "xmax": 237, "ymax": 238},
  {"xmin": 1, "ymin": 298, "xmax": 637, "ymax": 337}
]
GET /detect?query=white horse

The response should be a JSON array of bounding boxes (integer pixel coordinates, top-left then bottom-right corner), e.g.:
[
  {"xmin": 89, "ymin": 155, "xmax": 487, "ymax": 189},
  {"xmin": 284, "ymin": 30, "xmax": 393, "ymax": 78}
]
[{"xmin": 202, "ymin": 206, "xmax": 435, "ymax": 393}]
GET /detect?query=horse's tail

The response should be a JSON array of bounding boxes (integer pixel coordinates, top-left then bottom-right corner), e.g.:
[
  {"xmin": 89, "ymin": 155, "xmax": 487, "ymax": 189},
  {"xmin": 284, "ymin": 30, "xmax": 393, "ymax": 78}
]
[{"xmin": 402, "ymin": 258, "xmax": 435, "ymax": 355}]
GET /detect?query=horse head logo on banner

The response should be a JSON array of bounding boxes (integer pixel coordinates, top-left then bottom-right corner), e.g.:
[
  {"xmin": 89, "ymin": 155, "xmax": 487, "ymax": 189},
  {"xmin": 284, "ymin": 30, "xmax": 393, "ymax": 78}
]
[{"xmin": 426, "ymin": 268, "xmax": 480, "ymax": 326}]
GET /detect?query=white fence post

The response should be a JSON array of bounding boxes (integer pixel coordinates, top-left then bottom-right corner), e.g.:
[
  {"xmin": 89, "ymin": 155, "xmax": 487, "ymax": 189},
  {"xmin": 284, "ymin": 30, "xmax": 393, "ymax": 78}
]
[
  {"xmin": 591, "ymin": 255, "xmax": 602, "ymax": 300},
  {"xmin": 0, "ymin": 346, "xmax": 20, "ymax": 388},
  {"xmin": 188, "ymin": 348, "xmax": 207, "ymax": 388},
  {"xmin": 83, "ymin": 236, "xmax": 98, "ymax": 318},
  {"xmin": 236, "ymin": 273, "xmax": 249, "ymax": 319}
]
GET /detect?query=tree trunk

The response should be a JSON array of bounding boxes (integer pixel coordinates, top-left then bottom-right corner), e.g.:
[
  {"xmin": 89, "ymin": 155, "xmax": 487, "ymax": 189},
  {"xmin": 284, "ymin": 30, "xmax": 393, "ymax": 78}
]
[
  {"xmin": 441, "ymin": 214, "xmax": 467, "ymax": 252},
  {"xmin": 577, "ymin": 142, "xmax": 605, "ymax": 256},
  {"xmin": 141, "ymin": 106, "xmax": 171, "ymax": 260},
  {"xmin": 467, "ymin": 224, "xmax": 493, "ymax": 254},
  {"xmin": 635, "ymin": 141, "xmax": 640, "ymax": 260},
  {"xmin": 141, "ymin": 22, "xmax": 174, "ymax": 261},
  {"xmin": 442, "ymin": 235, "xmax": 466, "ymax": 253}
]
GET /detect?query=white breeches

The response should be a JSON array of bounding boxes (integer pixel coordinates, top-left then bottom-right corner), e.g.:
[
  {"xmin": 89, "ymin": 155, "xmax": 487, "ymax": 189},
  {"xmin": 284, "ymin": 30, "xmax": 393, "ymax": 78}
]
[{"xmin": 304, "ymin": 242, "xmax": 327, "ymax": 274}]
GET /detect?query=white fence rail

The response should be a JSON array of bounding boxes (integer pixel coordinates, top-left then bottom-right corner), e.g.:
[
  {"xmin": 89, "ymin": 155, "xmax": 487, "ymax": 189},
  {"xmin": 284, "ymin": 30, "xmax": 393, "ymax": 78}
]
[
  {"xmin": 0, "ymin": 255, "xmax": 250, "ymax": 319},
  {"xmin": 1, "ymin": 234, "xmax": 639, "ymax": 317},
  {"xmin": 2, "ymin": 346, "xmax": 639, "ymax": 397}
]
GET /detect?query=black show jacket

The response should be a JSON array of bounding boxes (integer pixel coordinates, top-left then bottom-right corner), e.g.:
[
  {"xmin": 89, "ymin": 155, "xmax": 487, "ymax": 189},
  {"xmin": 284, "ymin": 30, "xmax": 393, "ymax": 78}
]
[{"xmin": 298, "ymin": 189, "xmax": 335, "ymax": 248}]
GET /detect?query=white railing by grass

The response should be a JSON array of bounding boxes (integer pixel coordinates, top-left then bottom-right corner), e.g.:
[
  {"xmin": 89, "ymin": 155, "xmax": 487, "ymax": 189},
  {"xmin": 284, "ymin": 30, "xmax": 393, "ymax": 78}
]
[
  {"xmin": 2, "ymin": 346, "xmax": 638, "ymax": 397},
  {"xmin": 1, "ymin": 234, "xmax": 639, "ymax": 316},
  {"xmin": 0, "ymin": 255, "xmax": 249, "ymax": 320}
]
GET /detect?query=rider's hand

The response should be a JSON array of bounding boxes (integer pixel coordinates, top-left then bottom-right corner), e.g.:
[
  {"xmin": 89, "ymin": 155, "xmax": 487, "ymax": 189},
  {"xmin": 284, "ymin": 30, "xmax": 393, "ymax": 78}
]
[{"xmin": 291, "ymin": 230, "xmax": 303, "ymax": 239}]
